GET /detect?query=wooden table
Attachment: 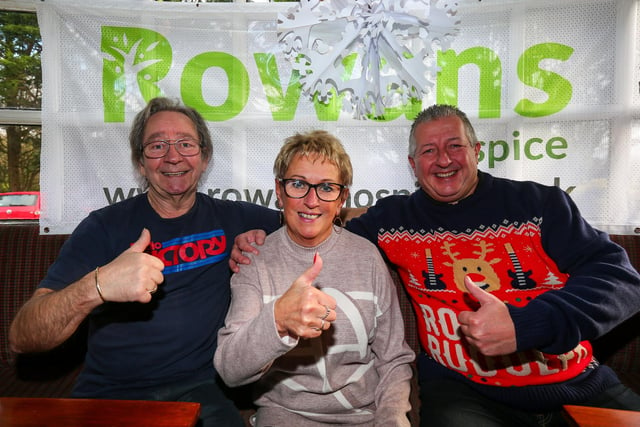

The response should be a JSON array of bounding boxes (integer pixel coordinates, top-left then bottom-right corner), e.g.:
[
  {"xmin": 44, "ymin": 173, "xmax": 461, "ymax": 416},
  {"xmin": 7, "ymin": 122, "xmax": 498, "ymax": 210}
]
[
  {"xmin": 563, "ymin": 405, "xmax": 640, "ymax": 427},
  {"xmin": 0, "ymin": 397, "xmax": 200, "ymax": 427}
]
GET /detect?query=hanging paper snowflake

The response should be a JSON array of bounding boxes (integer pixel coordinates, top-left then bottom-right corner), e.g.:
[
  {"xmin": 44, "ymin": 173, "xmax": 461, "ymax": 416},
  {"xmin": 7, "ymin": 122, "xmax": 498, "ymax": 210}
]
[{"xmin": 277, "ymin": 0, "xmax": 461, "ymax": 119}]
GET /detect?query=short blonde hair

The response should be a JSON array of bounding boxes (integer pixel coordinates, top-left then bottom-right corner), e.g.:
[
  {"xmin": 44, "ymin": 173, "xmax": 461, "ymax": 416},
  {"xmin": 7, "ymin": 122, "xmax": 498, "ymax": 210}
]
[{"xmin": 273, "ymin": 130, "xmax": 353, "ymax": 187}]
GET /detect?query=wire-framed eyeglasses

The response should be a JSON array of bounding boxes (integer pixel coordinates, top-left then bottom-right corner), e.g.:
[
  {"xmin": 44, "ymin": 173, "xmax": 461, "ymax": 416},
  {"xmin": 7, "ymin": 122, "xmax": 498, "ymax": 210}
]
[
  {"xmin": 142, "ymin": 138, "xmax": 201, "ymax": 159},
  {"xmin": 279, "ymin": 179, "xmax": 345, "ymax": 202}
]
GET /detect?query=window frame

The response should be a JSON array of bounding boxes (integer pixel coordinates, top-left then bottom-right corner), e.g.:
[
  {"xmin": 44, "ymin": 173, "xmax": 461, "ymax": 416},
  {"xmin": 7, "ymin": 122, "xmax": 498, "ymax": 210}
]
[{"xmin": 1, "ymin": 0, "xmax": 41, "ymax": 126}]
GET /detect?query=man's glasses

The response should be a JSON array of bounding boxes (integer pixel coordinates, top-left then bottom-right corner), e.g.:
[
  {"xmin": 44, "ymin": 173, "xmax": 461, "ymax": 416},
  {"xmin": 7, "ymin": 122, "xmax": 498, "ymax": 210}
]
[
  {"xmin": 142, "ymin": 138, "xmax": 201, "ymax": 159},
  {"xmin": 279, "ymin": 179, "xmax": 345, "ymax": 202}
]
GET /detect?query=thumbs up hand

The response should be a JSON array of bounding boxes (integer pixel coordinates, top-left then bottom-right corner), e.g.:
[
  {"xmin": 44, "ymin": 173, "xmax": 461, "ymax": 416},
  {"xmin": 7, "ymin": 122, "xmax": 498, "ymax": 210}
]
[
  {"xmin": 96, "ymin": 228, "xmax": 165, "ymax": 304},
  {"xmin": 274, "ymin": 253, "xmax": 337, "ymax": 339},
  {"xmin": 457, "ymin": 276, "xmax": 517, "ymax": 356}
]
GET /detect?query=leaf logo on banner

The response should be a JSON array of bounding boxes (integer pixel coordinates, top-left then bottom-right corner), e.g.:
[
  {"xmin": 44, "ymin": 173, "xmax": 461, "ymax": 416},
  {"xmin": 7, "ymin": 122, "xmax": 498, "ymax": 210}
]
[
  {"xmin": 277, "ymin": 0, "xmax": 460, "ymax": 119},
  {"xmin": 102, "ymin": 27, "xmax": 172, "ymax": 122}
]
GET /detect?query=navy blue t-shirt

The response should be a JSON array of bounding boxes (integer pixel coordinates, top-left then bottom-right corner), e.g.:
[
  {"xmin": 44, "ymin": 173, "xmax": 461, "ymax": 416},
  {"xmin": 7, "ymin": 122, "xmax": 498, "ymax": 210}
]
[{"xmin": 40, "ymin": 192, "xmax": 279, "ymax": 397}]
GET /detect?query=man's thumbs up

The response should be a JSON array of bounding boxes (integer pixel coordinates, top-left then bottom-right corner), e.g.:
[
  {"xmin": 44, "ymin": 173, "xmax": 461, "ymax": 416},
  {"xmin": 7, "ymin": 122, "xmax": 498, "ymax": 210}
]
[
  {"xmin": 128, "ymin": 227, "xmax": 152, "ymax": 253},
  {"xmin": 95, "ymin": 228, "xmax": 164, "ymax": 303},
  {"xmin": 457, "ymin": 276, "xmax": 517, "ymax": 356},
  {"xmin": 463, "ymin": 275, "xmax": 500, "ymax": 307}
]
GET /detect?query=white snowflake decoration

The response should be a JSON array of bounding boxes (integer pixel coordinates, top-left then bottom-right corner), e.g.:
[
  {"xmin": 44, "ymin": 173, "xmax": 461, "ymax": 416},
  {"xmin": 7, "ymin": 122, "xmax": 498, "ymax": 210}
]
[{"xmin": 277, "ymin": 0, "xmax": 461, "ymax": 119}]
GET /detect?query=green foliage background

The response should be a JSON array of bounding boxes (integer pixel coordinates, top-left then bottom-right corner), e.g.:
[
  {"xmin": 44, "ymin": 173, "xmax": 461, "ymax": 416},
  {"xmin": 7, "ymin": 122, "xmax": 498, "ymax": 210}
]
[{"xmin": 0, "ymin": 11, "xmax": 42, "ymax": 192}]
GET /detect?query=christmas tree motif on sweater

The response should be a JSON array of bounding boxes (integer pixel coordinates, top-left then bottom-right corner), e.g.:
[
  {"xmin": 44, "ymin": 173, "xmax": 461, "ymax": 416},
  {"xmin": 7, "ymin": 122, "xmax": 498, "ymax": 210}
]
[
  {"xmin": 542, "ymin": 270, "xmax": 564, "ymax": 289},
  {"xmin": 407, "ymin": 271, "xmax": 425, "ymax": 291},
  {"xmin": 377, "ymin": 220, "xmax": 593, "ymax": 387}
]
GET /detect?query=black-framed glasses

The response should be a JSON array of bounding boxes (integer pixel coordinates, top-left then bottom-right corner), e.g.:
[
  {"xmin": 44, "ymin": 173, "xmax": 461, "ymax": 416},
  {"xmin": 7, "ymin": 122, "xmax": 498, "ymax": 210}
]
[
  {"xmin": 142, "ymin": 138, "xmax": 201, "ymax": 159},
  {"xmin": 279, "ymin": 178, "xmax": 345, "ymax": 202}
]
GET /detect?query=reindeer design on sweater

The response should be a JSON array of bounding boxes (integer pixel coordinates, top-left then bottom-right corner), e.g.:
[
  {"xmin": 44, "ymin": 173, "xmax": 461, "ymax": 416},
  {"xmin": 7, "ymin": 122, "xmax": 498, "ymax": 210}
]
[{"xmin": 442, "ymin": 240, "xmax": 502, "ymax": 292}]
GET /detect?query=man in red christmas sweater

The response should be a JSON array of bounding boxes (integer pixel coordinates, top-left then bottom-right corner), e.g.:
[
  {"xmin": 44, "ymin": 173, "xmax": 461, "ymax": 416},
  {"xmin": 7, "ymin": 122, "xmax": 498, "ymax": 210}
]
[{"xmin": 232, "ymin": 105, "xmax": 640, "ymax": 426}]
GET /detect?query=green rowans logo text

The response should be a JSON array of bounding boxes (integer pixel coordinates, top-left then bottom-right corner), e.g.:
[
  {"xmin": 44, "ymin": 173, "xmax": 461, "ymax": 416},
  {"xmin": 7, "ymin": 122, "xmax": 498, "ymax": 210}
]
[{"xmin": 101, "ymin": 26, "xmax": 574, "ymax": 123}]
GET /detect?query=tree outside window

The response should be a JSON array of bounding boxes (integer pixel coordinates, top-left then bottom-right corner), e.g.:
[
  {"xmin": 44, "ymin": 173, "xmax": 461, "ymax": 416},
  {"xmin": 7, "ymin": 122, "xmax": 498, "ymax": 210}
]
[{"xmin": 0, "ymin": 11, "xmax": 41, "ymax": 192}]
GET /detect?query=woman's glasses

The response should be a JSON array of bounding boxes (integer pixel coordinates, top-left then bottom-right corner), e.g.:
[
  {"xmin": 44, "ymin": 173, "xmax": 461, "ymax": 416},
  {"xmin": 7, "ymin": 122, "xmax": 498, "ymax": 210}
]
[{"xmin": 279, "ymin": 178, "xmax": 345, "ymax": 202}]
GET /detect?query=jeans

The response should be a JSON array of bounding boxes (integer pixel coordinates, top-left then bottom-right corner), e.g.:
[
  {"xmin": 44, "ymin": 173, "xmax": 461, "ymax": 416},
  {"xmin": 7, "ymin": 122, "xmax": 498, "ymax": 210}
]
[{"xmin": 419, "ymin": 377, "xmax": 640, "ymax": 427}]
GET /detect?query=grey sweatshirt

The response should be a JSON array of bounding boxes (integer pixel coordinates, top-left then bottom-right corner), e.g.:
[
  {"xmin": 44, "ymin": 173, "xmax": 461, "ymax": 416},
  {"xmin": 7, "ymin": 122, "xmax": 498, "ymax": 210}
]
[{"xmin": 215, "ymin": 227, "xmax": 414, "ymax": 426}]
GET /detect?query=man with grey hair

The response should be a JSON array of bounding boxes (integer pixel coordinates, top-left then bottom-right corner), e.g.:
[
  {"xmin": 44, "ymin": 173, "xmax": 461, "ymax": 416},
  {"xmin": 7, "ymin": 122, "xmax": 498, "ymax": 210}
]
[
  {"xmin": 233, "ymin": 104, "xmax": 640, "ymax": 426},
  {"xmin": 10, "ymin": 97, "xmax": 280, "ymax": 427}
]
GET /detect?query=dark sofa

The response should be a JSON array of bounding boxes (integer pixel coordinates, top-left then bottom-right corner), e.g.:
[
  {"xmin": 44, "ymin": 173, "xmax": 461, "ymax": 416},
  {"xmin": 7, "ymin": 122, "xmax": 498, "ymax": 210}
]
[{"xmin": 1, "ymin": 222, "xmax": 639, "ymax": 425}]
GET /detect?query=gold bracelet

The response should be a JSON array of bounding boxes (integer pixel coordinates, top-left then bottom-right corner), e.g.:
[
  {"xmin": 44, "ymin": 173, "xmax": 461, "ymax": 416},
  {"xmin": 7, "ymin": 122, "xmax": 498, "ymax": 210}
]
[{"xmin": 95, "ymin": 266, "xmax": 106, "ymax": 303}]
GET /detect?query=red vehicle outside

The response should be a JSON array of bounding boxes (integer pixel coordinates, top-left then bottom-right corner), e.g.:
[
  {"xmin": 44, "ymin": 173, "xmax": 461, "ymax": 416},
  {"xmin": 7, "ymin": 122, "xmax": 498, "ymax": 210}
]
[{"xmin": 0, "ymin": 192, "xmax": 41, "ymax": 220}]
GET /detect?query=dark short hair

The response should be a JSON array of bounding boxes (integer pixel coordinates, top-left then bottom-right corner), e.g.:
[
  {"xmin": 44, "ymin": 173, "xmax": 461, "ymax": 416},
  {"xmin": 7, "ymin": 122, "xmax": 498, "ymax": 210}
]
[
  {"xmin": 129, "ymin": 97, "xmax": 213, "ymax": 167},
  {"xmin": 408, "ymin": 105, "xmax": 478, "ymax": 157}
]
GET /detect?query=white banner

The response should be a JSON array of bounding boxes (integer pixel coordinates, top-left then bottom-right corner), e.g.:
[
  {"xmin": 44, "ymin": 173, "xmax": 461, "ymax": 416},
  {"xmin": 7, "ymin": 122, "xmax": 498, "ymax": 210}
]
[{"xmin": 37, "ymin": 0, "xmax": 640, "ymax": 235}]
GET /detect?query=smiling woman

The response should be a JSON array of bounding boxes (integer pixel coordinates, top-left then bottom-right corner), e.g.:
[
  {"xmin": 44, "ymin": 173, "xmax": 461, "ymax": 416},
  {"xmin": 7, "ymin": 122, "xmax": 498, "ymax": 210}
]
[{"xmin": 215, "ymin": 130, "xmax": 415, "ymax": 426}]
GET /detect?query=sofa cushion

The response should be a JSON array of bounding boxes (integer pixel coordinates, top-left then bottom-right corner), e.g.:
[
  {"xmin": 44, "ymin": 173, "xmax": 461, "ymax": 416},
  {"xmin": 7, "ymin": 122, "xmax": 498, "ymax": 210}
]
[
  {"xmin": 0, "ymin": 223, "xmax": 84, "ymax": 398},
  {"xmin": 0, "ymin": 224, "xmax": 71, "ymax": 369}
]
